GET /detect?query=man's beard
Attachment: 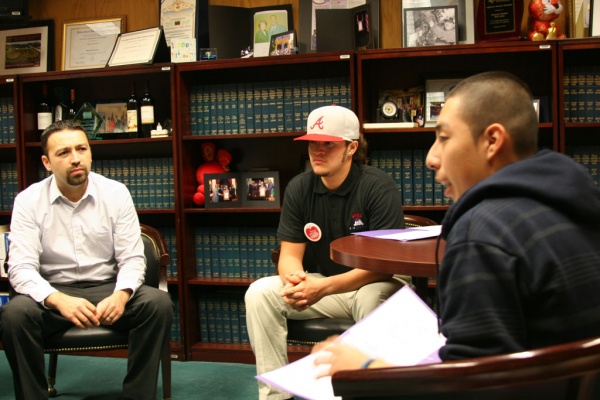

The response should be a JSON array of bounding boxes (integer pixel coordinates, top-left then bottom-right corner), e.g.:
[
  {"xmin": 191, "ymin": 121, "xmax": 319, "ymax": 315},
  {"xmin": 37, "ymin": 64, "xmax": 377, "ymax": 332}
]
[{"xmin": 67, "ymin": 169, "xmax": 88, "ymax": 186}]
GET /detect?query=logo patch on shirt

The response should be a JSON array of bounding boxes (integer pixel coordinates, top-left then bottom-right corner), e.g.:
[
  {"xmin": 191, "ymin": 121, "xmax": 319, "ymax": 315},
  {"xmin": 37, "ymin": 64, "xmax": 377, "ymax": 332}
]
[
  {"xmin": 304, "ymin": 222, "xmax": 322, "ymax": 242},
  {"xmin": 351, "ymin": 213, "xmax": 365, "ymax": 230}
]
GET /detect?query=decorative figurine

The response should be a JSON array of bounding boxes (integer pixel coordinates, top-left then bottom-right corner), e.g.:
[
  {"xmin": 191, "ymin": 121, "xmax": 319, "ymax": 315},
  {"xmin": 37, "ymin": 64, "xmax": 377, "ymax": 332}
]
[{"xmin": 528, "ymin": 0, "xmax": 566, "ymax": 40}]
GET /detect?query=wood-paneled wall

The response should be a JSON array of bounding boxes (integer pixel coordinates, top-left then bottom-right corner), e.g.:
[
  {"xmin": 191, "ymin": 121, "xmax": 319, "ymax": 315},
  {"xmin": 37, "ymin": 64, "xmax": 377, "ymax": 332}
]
[{"xmin": 29, "ymin": 0, "xmax": 548, "ymax": 71}]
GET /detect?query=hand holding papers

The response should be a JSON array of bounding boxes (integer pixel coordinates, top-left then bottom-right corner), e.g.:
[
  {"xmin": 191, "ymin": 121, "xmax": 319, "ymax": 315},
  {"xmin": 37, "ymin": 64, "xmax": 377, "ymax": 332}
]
[
  {"xmin": 257, "ymin": 286, "xmax": 446, "ymax": 400},
  {"xmin": 353, "ymin": 225, "xmax": 442, "ymax": 242}
]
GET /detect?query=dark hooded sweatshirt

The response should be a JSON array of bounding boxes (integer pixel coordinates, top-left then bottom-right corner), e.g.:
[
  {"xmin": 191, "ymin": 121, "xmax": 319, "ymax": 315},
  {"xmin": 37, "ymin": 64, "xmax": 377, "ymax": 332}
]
[{"xmin": 438, "ymin": 150, "xmax": 600, "ymax": 360}]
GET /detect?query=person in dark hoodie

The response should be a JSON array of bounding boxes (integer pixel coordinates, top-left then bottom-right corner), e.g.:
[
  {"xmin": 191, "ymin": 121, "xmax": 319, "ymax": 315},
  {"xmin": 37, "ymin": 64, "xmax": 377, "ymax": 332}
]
[{"xmin": 311, "ymin": 70, "xmax": 600, "ymax": 374}]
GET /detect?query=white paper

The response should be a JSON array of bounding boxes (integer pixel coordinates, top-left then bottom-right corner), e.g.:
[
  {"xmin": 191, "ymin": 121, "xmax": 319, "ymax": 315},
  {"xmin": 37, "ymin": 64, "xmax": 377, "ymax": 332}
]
[
  {"xmin": 257, "ymin": 286, "xmax": 446, "ymax": 400},
  {"xmin": 352, "ymin": 225, "xmax": 442, "ymax": 241}
]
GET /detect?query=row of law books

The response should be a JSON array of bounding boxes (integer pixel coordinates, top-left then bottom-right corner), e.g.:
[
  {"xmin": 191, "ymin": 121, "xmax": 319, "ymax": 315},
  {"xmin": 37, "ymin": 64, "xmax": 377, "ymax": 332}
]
[
  {"xmin": 194, "ymin": 226, "xmax": 278, "ymax": 279},
  {"xmin": 38, "ymin": 157, "xmax": 175, "ymax": 210},
  {"xmin": 563, "ymin": 65, "xmax": 600, "ymax": 123},
  {"xmin": 370, "ymin": 150, "xmax": 453, "ymax": 206},
  {"xmin": 0, "ymin": 163, "xmax": 17, "ymax": 211},
  {"xmin": 157, "ymin": 226, "xmax": 178, "ymax": 279},
  {"xmin": 566, "ymin": 146, "xmax": 600, "ymax": 188},
  {"xmin": 189, "ymin": 77, "xmax": 352, "ymax": 136},
  {"xmin": 0, "ymin": 97, "xmax": 15, "ymax": 144},
  {"xmin": 198, "ymin": 291, "xmax": 249, "ymax": 345}
]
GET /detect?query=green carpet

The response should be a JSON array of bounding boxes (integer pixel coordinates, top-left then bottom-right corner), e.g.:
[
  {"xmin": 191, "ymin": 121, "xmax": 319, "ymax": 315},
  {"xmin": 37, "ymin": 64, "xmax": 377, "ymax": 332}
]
[{"xmin": 0, "ymin": 351, "xmax": 259, "ymax": 399}]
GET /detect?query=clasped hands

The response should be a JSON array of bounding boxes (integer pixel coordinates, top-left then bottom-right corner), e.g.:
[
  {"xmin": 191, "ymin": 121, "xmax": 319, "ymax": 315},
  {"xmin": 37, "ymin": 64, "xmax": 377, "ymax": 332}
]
[
  {"xmin": 45, "ymin": 290, "xmax": 130, "ymax": 329},
  {"xmin": 280, "ymin": 270, "xmax": 324, "ymax": 311}
]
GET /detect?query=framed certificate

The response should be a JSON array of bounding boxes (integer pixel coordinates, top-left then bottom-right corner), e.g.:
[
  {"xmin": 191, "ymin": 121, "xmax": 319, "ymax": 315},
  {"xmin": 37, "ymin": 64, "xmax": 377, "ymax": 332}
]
[
  {"xmin": 107, "ymin": 27, "xmax": 169, "ymax": 67},
  {"xmin": 62, "ymin": 17, "xmax": 125, "ymax": 71},
  {"xmin": 160, "ymin": 0, "xmax": 209, "ymax": 54}
]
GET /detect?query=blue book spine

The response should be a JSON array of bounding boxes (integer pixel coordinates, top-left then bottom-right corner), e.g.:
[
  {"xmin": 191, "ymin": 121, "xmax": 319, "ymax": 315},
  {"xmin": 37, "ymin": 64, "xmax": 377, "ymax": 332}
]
[
  {"xmin": 253, "ymin": 82, "xmax": 262, "ymax": 133},
  {"xmin": 339, "ymin": 76, "xmax": 351, "ymax": 108},
  {"xmin": 331, "ymin": 76, "xmax": 341, "ymax": 106},
  {"xmin": 239, "ymin": 297, "xmax": 249, "ymax": 344},
  {"xmin": 210, "ymin": 227, "xmax": 220, "ymax": 278},
  {"xmin": 218, "ymin": 229, "xmax": 227, "ymax": 279},
  {"xmin": 231, "ymin": 226, "xmax": 241, "ymax": 278},
  {"xmin": 247, "ymin": 232, "xmax": 256, "ymax": 279},
  {"xmin": 0, "ymin": 98, "xmax": 7, "ymax": 144},
  {"xmin": 301, "ymin": 79, "xmax": 310, "ymax": 130},
  {"xmin": 206, "ymin": 293, "xmax": 217, "ymax": 343},
  {"xmin": 268, "ymin": 81, "xmax": 278, "ymax": 133},
  {"xmin": 201, "ymin": 226, "xmax": 212, "ymax": 278},
  {"xmin": 267, "ymin": 229, "xmax": 277, "ymax": 276},
  {"xmin": 237, "ymin": 83, "xmax": 247, "ymax": 134},
  {"xmin": 195, "ymin": 227, "xmax": 204, "ymax": 278},
  {"xmin": 169, "ymin": 226, "xmax": 178, "ymax": 278},
  {"xmin": 370, "ymin": 150, "xmax": 379, "ymax": 169},
  {"xmin": 424, "ymin": 162, "xmax": 434, "ymax": 205},
  {"xmin": 0, "ymin": 163, "xmax": 7, "ymax": 211},
  {"xmin": 214, "ymin": 293, "xmax": 224, "ymax": 343},
  {"xmin": 308, "ymin": 78, "xmax": 319, "ymax": 115},
  {"xmin": 230, "ymin": 296, "xmax": 241, "ymax": 344},
  {"xmin": 260, "ymin": 228, "xmax": 270, "ymax": 278},
  {"xmin": 200, "ymin": 85, "xmax": 210, "ymax": 135},
  {"xmin": 585, "ymin": 66, "xmax": 595, "ymax": 123},
  {"xmin": 275, "ymin": 81, "xmax": 284, "ymax": 133},
  {"xmin": 190, "ymin": 85, "xmax": 198, "ymax": 135},
  {"xmin": 292, "ymin": 79, "xmax": 303, "ymax": 132},
  {"xmin": 230, "ymin": 83, "xmax": 239, "ymax": 134},
  {"xmin": 283, "ymin": 80, "xmax": 294, "ymax": 132},
  {"xmin": 392, "ymin": 150, "xmax": 402, "ymax": 195},
  {"xmin": 223, "ymin": 83, "xmax": 233, "ymax": 134},
  {"xmin": 239, "ymin": 227, "xmax": 249, "ymax": 279},
  {"xmin": 323, "ymin": 77, "xmax": 334, "ymax": 106},
  {"xmin": 401, "ymin": 150, "xmax": 413, "ymax": 206},
  {"xmin": 209, "ymin": 84, "xmax": 218, "ymax": 135},
  {"xmin": 168, "ymin": 158, "xmax": 175, "ymax": 208},
  {"xmin": 147, "ymin": 158, "xmax": 157, "ymax": 209},
  {"xmin": 261, "ymin": 82, "xmax": 270, "ymax": 133},
  {"xmin": 412, "ymin": 149, "xmax": 424, "ymax": 206},
  {"xmin": 245, "ymin": 82, "xmax": 255, "ymax": 134},
  {"xmin": 221, "ymin": 294, "xmax": 232, "ymax": 344},
  {"xmin": 216, "ymin": 84, "xmax": 225, "ymax": 134}
]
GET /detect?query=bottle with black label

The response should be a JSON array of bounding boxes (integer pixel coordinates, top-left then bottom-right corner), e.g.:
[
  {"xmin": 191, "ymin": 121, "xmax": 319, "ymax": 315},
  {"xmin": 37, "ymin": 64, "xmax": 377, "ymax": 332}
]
[
  {"xmin": 66, "ymin": 88, "xmax": 78, "ymax": 120},
  {"xmin": 126, "ymin": 82, "xmax": 140, "ymax": 138},
  {"xmin": 140, "ymin": 80, "xmax": 155, "ymax": 138},
  {"xmin": 37, "ymin": 83, "xmax": 53, "ymax": 134}
]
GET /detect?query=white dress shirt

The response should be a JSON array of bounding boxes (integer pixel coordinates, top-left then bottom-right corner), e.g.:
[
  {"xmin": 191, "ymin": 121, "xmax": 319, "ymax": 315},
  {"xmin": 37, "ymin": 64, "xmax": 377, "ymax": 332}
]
[{"xmin": 8, "ymin": 172, "xmax": 145, "ymax": 303}]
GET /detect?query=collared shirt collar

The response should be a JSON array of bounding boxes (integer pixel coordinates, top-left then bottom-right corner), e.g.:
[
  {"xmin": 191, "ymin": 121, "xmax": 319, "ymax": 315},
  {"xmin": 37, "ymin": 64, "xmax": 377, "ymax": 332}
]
[{"xmin": 48, "ymin": 172, "xmax": 97, "ymax": 205}]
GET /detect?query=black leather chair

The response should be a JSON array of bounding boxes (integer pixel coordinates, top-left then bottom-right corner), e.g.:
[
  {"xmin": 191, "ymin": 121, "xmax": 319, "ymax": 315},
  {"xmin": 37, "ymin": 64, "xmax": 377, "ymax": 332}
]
[
  {"xmin": 272, "ymin": 215, "xmax": 438, "ymax": 346},
  {"xmin": 1, "ymin": 224, "xmax": 172, "ymax": 399},
  {"xmin": 332, "ymin": 335, "xmax": 600, "ymax": 400}
]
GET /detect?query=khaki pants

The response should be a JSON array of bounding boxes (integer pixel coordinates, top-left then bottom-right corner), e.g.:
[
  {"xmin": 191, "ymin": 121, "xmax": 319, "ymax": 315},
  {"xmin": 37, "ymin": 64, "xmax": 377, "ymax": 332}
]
[{"xmin": 245, "ymin": 273, "xmax": 404, "ymax": 400}]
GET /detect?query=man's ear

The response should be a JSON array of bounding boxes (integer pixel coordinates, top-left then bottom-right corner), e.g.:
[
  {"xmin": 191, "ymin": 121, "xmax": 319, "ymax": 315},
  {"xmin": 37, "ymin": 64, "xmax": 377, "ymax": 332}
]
[
  {"xmin": 482, "ymin": 123, "xmax": 507, "ymax": 161},
  {"xmin": 41, "ymin": 155, "xmax": 51, "ymax": 171}
]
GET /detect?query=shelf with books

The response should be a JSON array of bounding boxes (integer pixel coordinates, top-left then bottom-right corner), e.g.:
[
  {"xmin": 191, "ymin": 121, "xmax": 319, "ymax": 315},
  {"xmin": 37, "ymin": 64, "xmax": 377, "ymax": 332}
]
[
  {"xmin": 0, "ymin": 76, "xmax": 19, "ymax": 220},
  {"xmin": 176, "ymin": 52, "xmax": 355, "ymax": 362}
]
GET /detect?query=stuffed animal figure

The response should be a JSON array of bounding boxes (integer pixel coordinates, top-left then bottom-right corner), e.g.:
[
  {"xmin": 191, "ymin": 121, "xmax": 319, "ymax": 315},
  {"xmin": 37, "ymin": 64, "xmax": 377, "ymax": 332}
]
[
  {"xmin": 528, "ymin": 0, "xmax": 566, "ymax": 40},
  {"xmin": 192, "ymin": 142, "xmax": 232, "ymax": 206}
]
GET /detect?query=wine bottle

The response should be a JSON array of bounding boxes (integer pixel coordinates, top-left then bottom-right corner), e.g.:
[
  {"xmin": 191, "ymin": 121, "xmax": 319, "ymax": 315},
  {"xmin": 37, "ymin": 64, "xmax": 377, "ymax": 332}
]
[
  {"xmin": 37, "ymin": 83, "xmax": 53, "ymax": 134},
  {"xmin": 66, "ymin": 88, "xmax": 78, "ymax": 120},
  {"xmin": 126, "ymin": 82, "xmax": 140, "ymax": 138},
  {"xmin": 140, "ymin": 80, "xmax": 155, "ymax": 138}
]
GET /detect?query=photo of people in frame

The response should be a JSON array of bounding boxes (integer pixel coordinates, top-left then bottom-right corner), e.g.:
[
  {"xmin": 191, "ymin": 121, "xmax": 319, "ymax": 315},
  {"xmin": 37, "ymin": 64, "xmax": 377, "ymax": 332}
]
[{"xmin": 204, "ymin": 173, "xmax": 240, "ymax": 209}]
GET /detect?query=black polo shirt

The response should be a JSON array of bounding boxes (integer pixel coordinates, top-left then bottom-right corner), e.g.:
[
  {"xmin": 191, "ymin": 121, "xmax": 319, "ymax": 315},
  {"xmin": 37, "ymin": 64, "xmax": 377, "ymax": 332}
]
[{"xmin": 278, "ymin": 162, "xmax": 405, "ymax": 276}]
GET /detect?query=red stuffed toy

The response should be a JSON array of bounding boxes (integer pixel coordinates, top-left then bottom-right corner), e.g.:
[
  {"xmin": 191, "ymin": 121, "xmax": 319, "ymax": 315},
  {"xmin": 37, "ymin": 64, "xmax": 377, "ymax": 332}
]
[
  {"xmin": 528, "ymin": 0, "xmax": 566, "ymax": 40},
  {"xmin": 192, "ymin": 142, "xmax": 232, "ymax": 206}
]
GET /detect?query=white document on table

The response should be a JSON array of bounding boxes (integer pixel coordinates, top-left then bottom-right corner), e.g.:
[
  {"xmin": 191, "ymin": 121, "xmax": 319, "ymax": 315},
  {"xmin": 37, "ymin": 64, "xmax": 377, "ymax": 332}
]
[
  {"xmin": 257, "ymin": 286, "xmax": 446, "ymax": 400},
  {"xmin": 352, "ymin": 225, "xmax": 442, "ymax": 241}
]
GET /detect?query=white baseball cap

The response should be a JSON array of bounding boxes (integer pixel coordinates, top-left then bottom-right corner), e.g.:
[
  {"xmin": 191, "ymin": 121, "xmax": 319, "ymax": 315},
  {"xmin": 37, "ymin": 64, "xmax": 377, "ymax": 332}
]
[{"xmin": 294, "ymin": 105, "xmax": 359, "ymax": 142}]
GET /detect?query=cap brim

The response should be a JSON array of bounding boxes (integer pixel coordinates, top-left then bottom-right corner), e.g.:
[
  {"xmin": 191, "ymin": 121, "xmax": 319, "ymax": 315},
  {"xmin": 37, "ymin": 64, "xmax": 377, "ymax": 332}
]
[{"xmin": 294, "ymin": 134, "xmax": 349, "ymax": 142}]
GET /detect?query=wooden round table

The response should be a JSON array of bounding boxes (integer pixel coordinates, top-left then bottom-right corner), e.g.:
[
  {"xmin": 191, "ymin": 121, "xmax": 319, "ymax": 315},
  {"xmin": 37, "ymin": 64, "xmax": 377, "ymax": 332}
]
[{"xmin": 330, "ymin": 235, "xmax": 445, "ymax": 299}]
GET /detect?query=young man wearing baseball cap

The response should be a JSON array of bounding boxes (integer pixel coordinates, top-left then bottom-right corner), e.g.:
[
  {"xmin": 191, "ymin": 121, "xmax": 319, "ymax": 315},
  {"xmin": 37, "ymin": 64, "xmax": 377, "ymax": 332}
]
[{"xmin": 245, "ymin": 105, "xmax": 406, "ymax": 400}]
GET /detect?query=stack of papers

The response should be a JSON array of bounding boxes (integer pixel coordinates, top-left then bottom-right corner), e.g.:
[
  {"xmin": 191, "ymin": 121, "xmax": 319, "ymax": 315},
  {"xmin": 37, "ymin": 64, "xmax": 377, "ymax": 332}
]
[
  {"xmin": 353, "ymin": 225, "xmax": 441, "ymax": 241},
  {"xmin": 257, "ymin": 286, "xmax": 446, "ymax": 400}
]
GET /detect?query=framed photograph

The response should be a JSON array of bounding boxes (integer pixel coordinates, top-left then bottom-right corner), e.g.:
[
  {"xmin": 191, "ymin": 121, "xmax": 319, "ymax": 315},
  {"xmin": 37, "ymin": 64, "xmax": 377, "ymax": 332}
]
[
  {"xmin": 269, "ymin": 30, "xmax": 296, "ymax": 56},
  {"xmin": 160, "ymin": 0, "xmax": 209, "ymax": 55},
  {"xmin": 0, "ymin": 20, "xmax": 54, "ymax": 75},
  {"xmin": 424, "ymin": 78, "xmax": 462, "ymax": 127},
  {"xmin": 241, "ymin": 172, "xmax": 281, "ymax": 208},
  {"xmin": 591, "ymin": 0, "xmax": 600, "ymax": 36},
  {"xmin": 404, "ymin": 6, "xmax": 458, "ymax": 48},
  {"xmin": 570, "ymin": 0, "xmax": 591, "ymax": 38},
  {"xmin": 402, "ymin": 0, "xmax": 473, "ymax": 45},
  {"xmin": 95, "ymin": 102, "xmax": 128, "ymax": 135},
  {"xmin": 62, "ymin": 16, "xmax": 125, "ymax": 71},
  {"xmin": 204, "ymin": 173, "xmax": 241, "ymax": 209}
]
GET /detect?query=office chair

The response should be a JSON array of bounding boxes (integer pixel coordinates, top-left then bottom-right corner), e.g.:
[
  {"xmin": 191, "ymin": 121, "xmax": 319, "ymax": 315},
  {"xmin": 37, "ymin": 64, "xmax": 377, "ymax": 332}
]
[
  {"xmin": 332, "ymin": 335, "xmax": 600, "ymax": 400},
  {"xmin": 1, "ymin": 224, "xmax": 172, "ymax": 399},
  {"xmin": 272, "ymin": 215, "xmax": 438, "ymax": 346}
]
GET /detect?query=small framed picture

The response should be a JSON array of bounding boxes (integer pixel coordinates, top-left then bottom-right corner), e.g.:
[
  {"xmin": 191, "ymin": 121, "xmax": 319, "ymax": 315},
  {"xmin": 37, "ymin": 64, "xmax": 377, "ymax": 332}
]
[
  {"xmin": 424, "ymin": 78, "xmax": 462, "ymax": 127},
  {"xmin": 269, "ymin": 30, "xmax": 296, "ymax": 56},
  {"xmin": 404, "ymin": 6, "xmax": 458, "ymax": 48},
  {"xmin": 204, "ymin": 173, "xmax": 241, "ymax": 209},
  {"xmin": 95, "ymin": 102, "xmax": 128, "ymax": 135},
  {"xmin": 241, "ymin": 172, "xmax": 281, "ymax": 208}
]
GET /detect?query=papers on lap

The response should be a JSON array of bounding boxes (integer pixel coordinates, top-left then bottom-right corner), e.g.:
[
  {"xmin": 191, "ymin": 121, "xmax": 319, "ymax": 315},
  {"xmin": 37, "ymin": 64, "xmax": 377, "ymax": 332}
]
[
  {"xmin": 353, "ymin": 225, "xmax": 442, "ymax": 241},
  {"xmin": 257, "ymin": 286, "xmax": 446, "ymax": 400}
]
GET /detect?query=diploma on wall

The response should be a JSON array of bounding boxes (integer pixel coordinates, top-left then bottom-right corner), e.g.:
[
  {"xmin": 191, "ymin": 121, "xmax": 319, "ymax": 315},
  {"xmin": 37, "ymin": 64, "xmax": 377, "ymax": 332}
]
[{"xmin": 257, "ymin": 286, "xmax": 446, "ymax": 400}]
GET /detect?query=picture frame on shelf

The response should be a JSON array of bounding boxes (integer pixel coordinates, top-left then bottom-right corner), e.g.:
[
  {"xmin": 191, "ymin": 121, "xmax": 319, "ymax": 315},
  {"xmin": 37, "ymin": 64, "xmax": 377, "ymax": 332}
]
[
  {"xmin": 62, "ymin": 16, "xmax": 125, "ymax": 71},
  {"xmin": 0, "ymin": 20, "xmax": 54, "ymax": 75},
  {"xmin": 95, "ymin": 101, "xmax": 128, "ymax": 134},
  {"xmin": 204, "ymin": 173, "xmax": 241, "ymax": 209},
  {"xmin": 160, "ymin": 0, "xmax": 209, "ymax": 55},
  {"xmin": 404, "ymin": 6, "xmax": 459, "ymax": 48},
  {"xmin": 591, "ymin": 0, "xmax": 600, "ymax": 36},
  {"xmin": 402, "ymin": 0, "xmax": 472, "ymax": 45},
  {"xmin": 269, "ymin": 30, "xmax": 297, "ymax": 56},
  {"xmin": 424, "ymin": 78, "xmax": 462, "ymax": 127},
  {"xmin": 570, "ymin": 0, "xmax": 591, "ymax": 38},
  {"xmin": 241, "ymin": 171, "xmax": 281, "ymax": 208}
]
